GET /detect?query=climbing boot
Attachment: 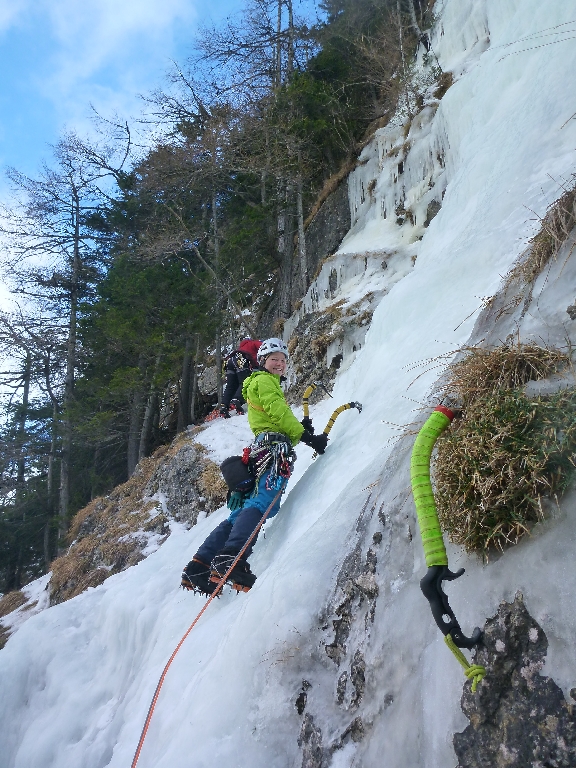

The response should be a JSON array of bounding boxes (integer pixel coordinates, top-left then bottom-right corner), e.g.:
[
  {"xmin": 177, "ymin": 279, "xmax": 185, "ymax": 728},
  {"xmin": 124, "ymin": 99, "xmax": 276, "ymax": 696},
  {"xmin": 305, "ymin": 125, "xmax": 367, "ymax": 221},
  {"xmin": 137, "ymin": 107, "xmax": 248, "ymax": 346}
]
[
  {"xmin": 210, "ymin": 549, "xmax": 257, "ymax": 593},
  {"xmin": 181, "ymin": 558, "xmax": 216, "ymax": 596}
]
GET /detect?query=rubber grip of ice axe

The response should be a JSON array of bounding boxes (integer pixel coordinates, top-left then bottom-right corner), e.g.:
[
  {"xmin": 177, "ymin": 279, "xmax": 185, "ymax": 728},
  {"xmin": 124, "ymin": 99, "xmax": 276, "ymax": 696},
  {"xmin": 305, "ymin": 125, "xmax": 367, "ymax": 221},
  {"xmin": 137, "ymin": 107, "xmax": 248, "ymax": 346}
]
[
  {"xmin": 322, "ymin": 401, "xmax": 362, "ymax": 435},
  {"xmin": 312, "ymin": 401, "xmax": 362, "ymax": 459},
  {"xmin": 302, "ymin": 384, "xmax": 317, "ymax": 419},
  {"xmin": 410, "ymin": 406, "xmax": 453, "ymax": 567}
]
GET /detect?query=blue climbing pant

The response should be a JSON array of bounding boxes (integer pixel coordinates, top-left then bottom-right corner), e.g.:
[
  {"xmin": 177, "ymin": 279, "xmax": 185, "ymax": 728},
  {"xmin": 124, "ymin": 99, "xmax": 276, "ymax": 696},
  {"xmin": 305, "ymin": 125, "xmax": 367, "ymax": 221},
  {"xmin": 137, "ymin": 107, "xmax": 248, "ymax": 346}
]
[{"xmin": 194, "ymin": 467, "xmax": 288, "ymax": 563}]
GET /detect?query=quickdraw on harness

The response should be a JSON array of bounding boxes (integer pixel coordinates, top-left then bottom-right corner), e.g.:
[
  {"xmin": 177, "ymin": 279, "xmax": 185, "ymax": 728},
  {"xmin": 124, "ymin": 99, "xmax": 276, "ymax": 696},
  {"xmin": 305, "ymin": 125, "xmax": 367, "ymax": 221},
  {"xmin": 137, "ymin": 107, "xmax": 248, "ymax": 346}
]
[
  {"xmin": 312, "ymin": 401, "xmax": 363, "ymax": 459},
  {"xmin": 410, "ymin": 405, "xmax": 485, "ymax": 691},
  {"xmin": 248, "ymin": 433, "xmax": 295, "ymax": 491}
]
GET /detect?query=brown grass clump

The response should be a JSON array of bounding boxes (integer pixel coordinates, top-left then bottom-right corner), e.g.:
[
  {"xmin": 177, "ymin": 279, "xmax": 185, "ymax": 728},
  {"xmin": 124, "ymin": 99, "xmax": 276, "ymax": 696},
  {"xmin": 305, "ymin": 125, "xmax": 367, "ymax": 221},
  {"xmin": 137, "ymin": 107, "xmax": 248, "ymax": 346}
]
[
  {"xmin": 0, "ymin": 590, "xmax": 26, "ymax": 618},
  {"xmin": 435, "ymin": 343, "xmax": 575, "ymax": 555},
  {"xmin": 506, "ymin": 182, "xmax": 576, "ymax": 286},
  {"xmin": 433, "ymin": 71, "xmax": 453, "ymax": 100},
  {"xmin": 198, "ymin": 461, "xmax": 228, "ymax": 505},
  {"xmin": 272, "ymin": 317, "xmax": 285, "ymax": 337},
  {"xmin": 447, "ymin": 343, "xmax": 568, "ymax": 405}
]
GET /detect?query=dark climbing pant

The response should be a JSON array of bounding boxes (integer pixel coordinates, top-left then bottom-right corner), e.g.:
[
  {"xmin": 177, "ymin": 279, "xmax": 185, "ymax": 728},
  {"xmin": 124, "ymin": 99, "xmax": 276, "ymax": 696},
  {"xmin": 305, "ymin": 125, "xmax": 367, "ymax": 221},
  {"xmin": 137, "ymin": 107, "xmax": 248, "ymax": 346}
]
[
  {"xmin": 194, "ymin": 507, "xmax": 265, "ymax": 562},
  {"xmin": 195, "ymin": 520, "xmax": 232, "ymax": 565},
  {"xmin": 194, "ymin": 466, "xmax": 288, "ymax": 563}
]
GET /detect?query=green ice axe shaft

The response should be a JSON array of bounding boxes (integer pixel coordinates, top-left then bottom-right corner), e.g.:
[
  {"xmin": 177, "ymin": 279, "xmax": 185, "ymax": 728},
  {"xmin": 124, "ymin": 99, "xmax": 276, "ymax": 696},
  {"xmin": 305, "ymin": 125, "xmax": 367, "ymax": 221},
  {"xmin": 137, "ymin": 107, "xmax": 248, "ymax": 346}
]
[
  {"xmin": 410, "ymin": 406, "xmax": 452, "ymax": 567},
  {"xmin": 411, "ymin": 405, "xmax": 482, "ymax": 649}
]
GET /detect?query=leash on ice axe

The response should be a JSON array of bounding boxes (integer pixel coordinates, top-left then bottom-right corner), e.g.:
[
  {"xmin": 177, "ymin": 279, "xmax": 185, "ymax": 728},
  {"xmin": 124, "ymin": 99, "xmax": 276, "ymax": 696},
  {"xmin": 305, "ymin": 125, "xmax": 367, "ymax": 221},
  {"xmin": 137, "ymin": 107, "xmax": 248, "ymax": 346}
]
[{"xmin": 410, "ymin": 404, "xmax": 485, "ymax": 692}]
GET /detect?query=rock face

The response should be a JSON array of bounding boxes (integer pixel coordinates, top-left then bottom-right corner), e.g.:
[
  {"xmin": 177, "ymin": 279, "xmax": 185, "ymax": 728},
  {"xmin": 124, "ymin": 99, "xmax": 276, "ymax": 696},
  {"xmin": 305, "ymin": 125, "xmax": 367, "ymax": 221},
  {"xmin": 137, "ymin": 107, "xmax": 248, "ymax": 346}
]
[
  {"xmin": 454, "ymin": 594, "xmax": 576, "ymax": 768},
  {"xmin": 48, "ymin": 433, "xmax": 226, "ymax": 606},
  {"xmin": 257, "ymin": 180, "xmax": 352, "ymax": 335},
  {"xmin": 296, "ymin": 181, "xmax": 351, "ymax": 302}
]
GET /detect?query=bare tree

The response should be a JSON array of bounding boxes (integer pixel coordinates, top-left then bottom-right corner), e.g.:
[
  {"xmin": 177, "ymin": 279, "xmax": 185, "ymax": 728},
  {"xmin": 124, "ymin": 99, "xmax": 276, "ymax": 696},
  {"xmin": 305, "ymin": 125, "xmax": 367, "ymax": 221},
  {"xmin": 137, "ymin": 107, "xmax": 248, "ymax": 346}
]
[{"xmin": 0, "ymin": 131, "xmax": 131, "ymax": 546}]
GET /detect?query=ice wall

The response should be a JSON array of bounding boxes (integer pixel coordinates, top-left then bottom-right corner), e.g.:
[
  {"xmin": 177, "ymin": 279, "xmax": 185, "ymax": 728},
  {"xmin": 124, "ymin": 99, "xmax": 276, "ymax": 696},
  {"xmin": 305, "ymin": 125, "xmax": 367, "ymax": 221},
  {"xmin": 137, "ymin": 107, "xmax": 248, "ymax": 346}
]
[{"xmin": 1, "ymin": 1, "xmax": 576, "ymax": 768}]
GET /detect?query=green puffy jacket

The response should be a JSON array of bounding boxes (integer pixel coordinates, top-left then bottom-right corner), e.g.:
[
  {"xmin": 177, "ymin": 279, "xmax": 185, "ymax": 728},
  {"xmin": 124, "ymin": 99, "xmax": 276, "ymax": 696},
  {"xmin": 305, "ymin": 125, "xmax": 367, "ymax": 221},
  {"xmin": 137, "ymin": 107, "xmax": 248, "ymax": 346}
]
[{"xmin": 242, "ymin": 370, "xmax": 305, "ymax": 446}]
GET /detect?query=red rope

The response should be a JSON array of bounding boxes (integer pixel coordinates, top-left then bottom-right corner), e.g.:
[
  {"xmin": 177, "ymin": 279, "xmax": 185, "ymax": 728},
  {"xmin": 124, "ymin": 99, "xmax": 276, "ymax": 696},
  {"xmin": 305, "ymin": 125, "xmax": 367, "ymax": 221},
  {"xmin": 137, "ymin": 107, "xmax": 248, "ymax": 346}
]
[{"xmin": 130, "ymin": 487, "xmax": 283, "ymax": 768}]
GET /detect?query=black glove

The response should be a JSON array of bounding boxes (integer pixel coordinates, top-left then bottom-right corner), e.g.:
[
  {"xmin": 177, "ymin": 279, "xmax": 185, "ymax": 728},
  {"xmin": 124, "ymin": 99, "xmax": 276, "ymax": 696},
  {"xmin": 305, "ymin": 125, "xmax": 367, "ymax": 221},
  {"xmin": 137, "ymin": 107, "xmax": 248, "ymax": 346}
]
[
  {"xmin": 219, "ymin": 405, "xmax": 231, "ymax": 419},
  {"xmin": 301, "ymin": 416, "xmax": 314, "ymax": 433},
  {"xmin": 300, "ymin": 430, "xmax": 328, "ymax": 454}
]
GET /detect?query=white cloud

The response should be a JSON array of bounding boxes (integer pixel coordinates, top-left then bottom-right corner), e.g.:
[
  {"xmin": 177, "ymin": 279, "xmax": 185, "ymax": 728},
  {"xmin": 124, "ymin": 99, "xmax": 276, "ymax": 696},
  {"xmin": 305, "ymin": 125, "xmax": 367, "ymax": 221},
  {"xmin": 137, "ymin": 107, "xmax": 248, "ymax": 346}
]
[
  {"xmin": 24, "ymin": 0, "xmax": 202, "ymax": 151},
  {"xmin": 0, "ymin": 0, "xmax": 29, "ymax": 34},
  {"xmin": 44, "ymin": 0, "xmax": 198, "ymax": 82}
]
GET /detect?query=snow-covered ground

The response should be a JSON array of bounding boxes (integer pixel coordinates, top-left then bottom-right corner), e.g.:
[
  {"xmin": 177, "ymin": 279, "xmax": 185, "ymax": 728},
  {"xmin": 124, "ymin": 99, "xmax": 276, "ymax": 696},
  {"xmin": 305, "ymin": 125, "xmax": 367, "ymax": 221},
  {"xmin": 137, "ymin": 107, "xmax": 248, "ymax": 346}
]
[{"xmin": 2, "ymin": 1, "xmax": 576, "ymax": 766}]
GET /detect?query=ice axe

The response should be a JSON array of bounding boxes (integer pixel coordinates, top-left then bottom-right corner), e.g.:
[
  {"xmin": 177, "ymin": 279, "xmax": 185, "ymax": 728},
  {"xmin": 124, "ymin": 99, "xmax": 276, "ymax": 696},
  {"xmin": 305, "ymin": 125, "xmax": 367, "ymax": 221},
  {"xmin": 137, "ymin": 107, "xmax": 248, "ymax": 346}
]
[
  {"xmin": 410, "ymin": 405, "xmax": 482, "ymax": 647},
  {"xmin": 312, "ymin": 401, "xmax": 363, "ymax": 459},
  {"xmin": 410, "ymin": 405, "xmax": 485, "ymax": 690}
]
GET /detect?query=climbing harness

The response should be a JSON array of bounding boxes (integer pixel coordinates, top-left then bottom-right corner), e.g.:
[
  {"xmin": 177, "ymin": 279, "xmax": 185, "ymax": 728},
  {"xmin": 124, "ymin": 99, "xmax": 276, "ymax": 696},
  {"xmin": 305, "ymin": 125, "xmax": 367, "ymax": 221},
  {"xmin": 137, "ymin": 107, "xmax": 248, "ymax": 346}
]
[
  {"xmin": 312, "ymin": 401, "xmax": 363, "ymax": 459},
  {"xmin": 410, "ymin": 405, "xmax": 485, "ymax": 688},
  {"xmin": 131, "ymin": 487, "xmax": 283, "ymax": 768}
]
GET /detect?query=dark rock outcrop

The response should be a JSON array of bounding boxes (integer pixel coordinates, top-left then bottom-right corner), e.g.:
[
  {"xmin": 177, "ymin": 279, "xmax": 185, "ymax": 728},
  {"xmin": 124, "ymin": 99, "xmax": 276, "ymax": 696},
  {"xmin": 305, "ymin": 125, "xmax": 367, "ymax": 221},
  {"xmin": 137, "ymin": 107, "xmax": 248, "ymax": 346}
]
[
  {"xmin": 454, "ymin": 594, "xmax": 576, "ymax": 768},
  {"xmin": 298, "ymin": 181, "xmax": 351, "ymax": 300}
]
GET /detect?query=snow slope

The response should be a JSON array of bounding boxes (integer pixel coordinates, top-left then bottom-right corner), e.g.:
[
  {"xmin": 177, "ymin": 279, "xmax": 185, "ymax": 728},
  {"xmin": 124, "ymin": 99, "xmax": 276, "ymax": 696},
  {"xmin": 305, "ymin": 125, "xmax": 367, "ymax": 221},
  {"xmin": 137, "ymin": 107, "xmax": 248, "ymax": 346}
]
[{"xmin": 1, "ymin": 1, "xmax": 576, "ymax": 766}]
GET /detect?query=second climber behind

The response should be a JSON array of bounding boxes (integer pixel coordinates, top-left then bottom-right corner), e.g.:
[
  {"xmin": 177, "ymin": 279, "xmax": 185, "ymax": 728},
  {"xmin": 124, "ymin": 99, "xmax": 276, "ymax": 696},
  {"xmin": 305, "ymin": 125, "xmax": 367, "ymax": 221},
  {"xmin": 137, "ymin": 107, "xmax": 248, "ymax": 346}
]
[
  {"xmin": 219, "ymin": 337, "xmax": 261, "ymax": 417},
  {"xmin": 182, "ymin": 337, "xmax": 328, "ymax": 594}
]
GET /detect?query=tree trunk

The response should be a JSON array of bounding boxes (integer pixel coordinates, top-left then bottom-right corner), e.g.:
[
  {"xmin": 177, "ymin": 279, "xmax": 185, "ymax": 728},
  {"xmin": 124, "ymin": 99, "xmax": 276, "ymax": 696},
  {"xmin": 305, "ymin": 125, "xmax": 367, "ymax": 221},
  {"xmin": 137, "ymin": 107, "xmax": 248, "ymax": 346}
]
[
  {"xmin": 190, "ymin": 333, "xmax": 200, "ymax": 423},
  {"xmin": 16, "ymin": 352, "xmax": 31, "ymax": 487},
  {"xmin": 296, "ymin": 168, "xmax": 308, "ymax": 295},
  {"xmin": 139, "ymin": 392, "xmax": 158, "ymax": 460},
  {"xmin": 286, "ymin": 0, "xmax": 294, "ymax": 79},
  {"xmin": 127, "ymin": 355, "xmax": 146, "ymax": 477},
  {"xmin": 215, "ymin": 329, "xmax": 223, "ymax": 404},
  {"xmin": 276, "ymin": 0, "xmax": 282, "ymax": 86},
  {"xmin": 278, "ymin": 181, "xmax": 294, "ymax": 318},
  {"xmin": 212, "ymin": 191, "xmax": 224, "ymax": 404},
  {"xmin": 128, "ymin": 389, "xmax": 144, "ymax": 477},
  {"xmin": 58, "ymin": 188, "xmax": 81, "ymax": 549},
  {"xmin": 177, "ymin": 337, "xmax": 192, "ymax": 433},
  {"xmin": 140, "ymin": 352, "xmax": 162, "ymax": 459}
]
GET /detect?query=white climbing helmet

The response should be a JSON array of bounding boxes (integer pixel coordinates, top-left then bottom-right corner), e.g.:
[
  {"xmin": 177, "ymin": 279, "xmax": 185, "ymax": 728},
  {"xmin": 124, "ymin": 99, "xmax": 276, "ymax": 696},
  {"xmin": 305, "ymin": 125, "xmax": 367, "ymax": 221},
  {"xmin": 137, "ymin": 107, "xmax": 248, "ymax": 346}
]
[{"xmin": 257, "ymin": 337, "xmax": 289, "ymax": 364}]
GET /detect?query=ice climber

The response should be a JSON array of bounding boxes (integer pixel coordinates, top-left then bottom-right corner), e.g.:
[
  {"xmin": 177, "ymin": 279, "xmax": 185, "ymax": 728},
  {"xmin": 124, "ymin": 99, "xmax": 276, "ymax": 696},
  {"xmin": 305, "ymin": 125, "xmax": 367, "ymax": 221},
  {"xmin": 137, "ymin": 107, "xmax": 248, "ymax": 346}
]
[
  {"xmin": 219, "ymin": 338, "xmax": 261, "ymax": 417},
  {"xmin": 182, "ymin": 337, "xmax": 329, "ymax": 594}
]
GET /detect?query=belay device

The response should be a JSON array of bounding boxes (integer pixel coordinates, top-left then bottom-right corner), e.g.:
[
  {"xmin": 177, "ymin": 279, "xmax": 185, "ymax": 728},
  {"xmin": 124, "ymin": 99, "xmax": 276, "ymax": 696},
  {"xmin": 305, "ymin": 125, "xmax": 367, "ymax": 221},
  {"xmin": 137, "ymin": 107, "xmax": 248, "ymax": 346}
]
[{"xmin": 410, "ymin": 404, "xmax": 485, "ymax": 691}]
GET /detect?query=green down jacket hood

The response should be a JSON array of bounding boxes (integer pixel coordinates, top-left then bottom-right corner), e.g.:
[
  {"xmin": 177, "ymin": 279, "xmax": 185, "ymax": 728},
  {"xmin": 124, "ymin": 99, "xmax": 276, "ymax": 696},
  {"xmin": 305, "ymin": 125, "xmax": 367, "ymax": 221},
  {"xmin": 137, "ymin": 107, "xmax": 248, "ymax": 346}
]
[{"xmin": 242, "ymin": 370, "xmax": 305, "ymax": 446}]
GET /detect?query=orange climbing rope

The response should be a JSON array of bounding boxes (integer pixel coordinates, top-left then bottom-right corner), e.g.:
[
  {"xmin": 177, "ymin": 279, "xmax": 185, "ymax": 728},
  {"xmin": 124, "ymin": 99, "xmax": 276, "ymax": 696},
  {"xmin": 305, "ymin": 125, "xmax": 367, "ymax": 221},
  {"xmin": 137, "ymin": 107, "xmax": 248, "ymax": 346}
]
[{"xmin": 130, "ymin": 487, "xmax": 283, "ymax": 768}]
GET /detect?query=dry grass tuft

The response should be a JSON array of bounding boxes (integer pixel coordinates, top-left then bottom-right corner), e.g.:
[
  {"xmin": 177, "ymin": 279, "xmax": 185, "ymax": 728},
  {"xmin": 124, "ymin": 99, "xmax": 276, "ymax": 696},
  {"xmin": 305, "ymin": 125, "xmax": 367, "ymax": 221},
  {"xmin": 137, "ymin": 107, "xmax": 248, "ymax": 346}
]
[
  {"xmin": 272, "ymin": 317, "xmax": 286, "ymax": 337},
  {"xmin": 433, "ymin": 71, "xmax": 453, "ymax": 100},
  {"xmin": 506, "ymin": 183, "xmax": 576, "ymax": 286},
  {"xmin": 435, "ymin": 343, "xmax": 576, "ymax": 554},
  {"xmin": 0, "ymin": 590, "xmax": 26, "ymax": 618},
  {"xmin": 447, "ymin": 343, "xmax": 568, "ymax": 405},
  {"xmin": 198, "ymin": 461, "xmax": 228, "ymax": 504}
]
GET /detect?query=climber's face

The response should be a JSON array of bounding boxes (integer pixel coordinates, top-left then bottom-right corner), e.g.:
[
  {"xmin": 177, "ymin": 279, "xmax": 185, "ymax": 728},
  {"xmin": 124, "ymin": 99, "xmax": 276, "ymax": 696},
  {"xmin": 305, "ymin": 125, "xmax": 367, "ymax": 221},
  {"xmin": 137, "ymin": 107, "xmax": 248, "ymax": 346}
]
[{"xmin": 264, "ymin": 352, "xmax": 287, "ymax": 376}]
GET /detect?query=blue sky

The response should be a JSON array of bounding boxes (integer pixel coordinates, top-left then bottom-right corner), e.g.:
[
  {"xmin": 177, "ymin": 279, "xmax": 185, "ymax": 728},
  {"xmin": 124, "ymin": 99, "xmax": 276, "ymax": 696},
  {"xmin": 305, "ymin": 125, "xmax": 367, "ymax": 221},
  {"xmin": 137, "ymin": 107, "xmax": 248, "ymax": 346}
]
[{"xmin": 0, "ymin": 0, "xmax": 244, "ymax": 181}]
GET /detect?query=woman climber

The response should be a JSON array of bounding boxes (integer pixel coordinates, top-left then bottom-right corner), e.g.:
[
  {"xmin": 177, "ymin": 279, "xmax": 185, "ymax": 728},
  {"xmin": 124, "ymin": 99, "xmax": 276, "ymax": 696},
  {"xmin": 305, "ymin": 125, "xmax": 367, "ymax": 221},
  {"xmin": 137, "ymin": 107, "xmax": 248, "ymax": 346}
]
[{"xmin": 181, "ymin": 337, "xmax": 328, "ymax": 594}]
